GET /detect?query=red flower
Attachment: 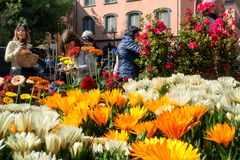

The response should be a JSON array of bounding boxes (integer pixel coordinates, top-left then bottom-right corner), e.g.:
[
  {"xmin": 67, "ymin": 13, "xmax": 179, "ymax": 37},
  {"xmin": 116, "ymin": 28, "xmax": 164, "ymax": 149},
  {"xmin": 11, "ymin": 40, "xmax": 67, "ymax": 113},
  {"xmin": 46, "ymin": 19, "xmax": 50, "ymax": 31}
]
[
  {"xmin": 188, "ymin": 42, "xmax": 198, "ymax": 49},
  {"xmin": 185, "ymin": 8, "xmax": 193, "ymax": 15},
  {"xmin": 165, "ymin": 62, "xmax": 175, "ymax": 69},
  {"xmin": 140, "ymin": 48, "xmax": 150, "ymax": 55},
  {"xmin": 102, "ymin": 70, "xmax": 109, "ymax": 78},
  {"xmin": 145, "ymin": 24, "xmax": 153, "ymax": 31},
  {"xmin": 67, "ymin": 46, "xmax": 81, "ymax": 57},
  {"xmin": 81, "ymin": 76, "xmax": 95, "ymax": 91},
  {"xmin": 204, "ymin": 18, "xmax": 211, "ymax": 25},
  {"xmin": 141, "ymin": 40, "xmax": 151, "ymax": 47},
  {"xmin": 147, "ymin": 67, "xmax": 153, "ymax": 73},
  {"xmin": 195, "ymin": 23, "xmax": 203, "ymax": 32}
]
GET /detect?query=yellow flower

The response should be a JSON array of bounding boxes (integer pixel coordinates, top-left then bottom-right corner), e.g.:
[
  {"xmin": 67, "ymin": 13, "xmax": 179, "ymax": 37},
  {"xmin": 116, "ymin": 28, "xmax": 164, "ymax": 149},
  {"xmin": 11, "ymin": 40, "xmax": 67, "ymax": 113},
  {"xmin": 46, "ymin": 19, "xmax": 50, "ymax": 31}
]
[
  {"xmin": 204, "ymin": 122, "xmax": 235, "ymax": 147},
  {"xmin": 20, "ymin": 94, "xmax": 31, "ymax": 100},
  {"xmin": 64, "ymin": 59, "xmax": 74, "ymax": 65},
  {"xmin": 61, "ymin": 113, "xmax": 82, "ymax": 127},
  {"xmin": 131, "ymin": 121, "xmax": 157, "ymax": 138},
  {"xmin": 11, "ymin": 75, "xmax": 25, "ymax": 86},
  {"xmin": 114, "ymin": 113, "xmax": 138, "ymax": 131},
  {"xmin": 88, "ymin": 105, "xmax": 112, "ymax": 126},
  {"xmin": 131, "ymin": 137, "xmax": 201, "ymax": 160},
  {"xmin": 60, "ymin": 56, "xmax": 70, "ymax": 62},
  {"xmin": 83, "ymin": 89, "xmax": 101, "ymax": 108},
  {"xmin": 101, "ymin": 89, "xmax": 123, "ymax": 107},
  {"xmin": 130, "ymin": 106, "xmax": 148, "ymax": 120},
  {"xmin": 128, "ymin": 93, "xmax": 144, "ymax": 107},
  {"xmin": 5, "ymin": 91, "xmax": 17, "ymax": 97},
  {"xmin": 3, "ymin": 97, "xmax": 14, "ymax": 104},
  {"xmin": 105, "ymin": 130, "xmax": 129, "ymax": 141},
  {"xmin": 116, "ymin": 95, "xmax": 127, "ymax": 108}
]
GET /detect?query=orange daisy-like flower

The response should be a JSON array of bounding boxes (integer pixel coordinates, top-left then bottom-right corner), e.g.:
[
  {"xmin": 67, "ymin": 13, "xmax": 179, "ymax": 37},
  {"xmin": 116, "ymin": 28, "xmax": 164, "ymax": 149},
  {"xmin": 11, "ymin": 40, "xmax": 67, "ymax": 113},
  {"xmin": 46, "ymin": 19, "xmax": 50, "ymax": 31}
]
[
  {"xmin": 204, "ymin": 123, "xmax": 235, "ymax": 147},
  {"xmin": 35, "ymin": 79, "xmax": 50, "ymax": 90},
  {"xmin": 11, "ymin": 75, "xmax": 25, "ymax": 86},
  {"xmin": 27, "ymin": 76, "xmax": 43, "ymax": 83},
  {"xmin": 83, "ymin": 89, "xmax": 101, "ymax": 108},
  {"xmin": 144, "ymin": 96, "xmax": 175, "ymax": 116},
  {"xmin": 81, "ymin": 46, "xmax": 95, "ymax": 52},
  {"xmin": 154, "ymin": 108, "xmax": 193, "ymax": 139},
  {"xmin": 131, "ymin": 121, "xmax": 157, "ymax": 138},
  {"xmin": 130, "ymin": 106, "xmax": 148, "ymax": 120},
  {"xmin": 105, "ymin": 130, "xmax": 129, "ymax": 141},
  {"xmin": 89, "ymin": 48, "xmax": 103, "ymax": 55},
  {"xmin": 88, "ymin": 105, "xmax": 112, "ymax": 126},
  {"xmin": 130, "ymin": 137, "xmax": 201, "ymax": 160},
  {"xmin": 72, "ymin": 101, "xmax": 89, "ymax": 122},
  {"xmin": 114, "ymin": 113, "xmax": 139, "ymax": 131},
  {"xmin": 101, "ymin": 89, "xmax": 125, "ymax": 107}
]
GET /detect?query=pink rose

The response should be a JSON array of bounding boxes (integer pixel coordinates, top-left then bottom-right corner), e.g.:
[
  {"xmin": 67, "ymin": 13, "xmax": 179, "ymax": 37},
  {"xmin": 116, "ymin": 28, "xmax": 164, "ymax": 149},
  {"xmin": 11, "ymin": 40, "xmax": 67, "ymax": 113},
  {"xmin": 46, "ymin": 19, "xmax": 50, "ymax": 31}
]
[{"xmin": 187, "ymin": 42, "xmax": 198, "ymax": 49}]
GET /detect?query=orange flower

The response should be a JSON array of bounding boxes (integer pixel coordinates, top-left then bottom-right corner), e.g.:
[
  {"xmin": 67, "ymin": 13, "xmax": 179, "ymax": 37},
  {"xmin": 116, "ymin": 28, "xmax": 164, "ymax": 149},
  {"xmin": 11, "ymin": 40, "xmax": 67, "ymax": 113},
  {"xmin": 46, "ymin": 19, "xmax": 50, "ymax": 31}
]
[
  {"xmin": 154, "ymin": 108, "xmax": 193, "ymax": 139},
  {"xmin": 35, "ymin": 79, "xmax": 50, "ymax": 90},
  {"xmin": 88, "ymin": 105, "xmax": 112, "ymax": 126},
  {"xmin": 81, "ymin": 46, "xmax": 95, "ymax": 51},
  {"xmin": 144, "ymin": 96, "xmax": 175, "ymax": 116},
  {"xmin": 83, "ymin": 89, "xmax": 101, "ymax": 108},
  {"xmin": 105, "ymin": 130, "xmax": 129, "ymax": 141},
  {"xmin": 204, "ymin": 123, "xmax": 235, "ymax": 147},
  {"xmin": 114, "ymin": 113, "xmax": 138, "ymax": 131},
  {"xmin": 61, "ymin": 113, "xmax": 82, "ymax": 127},
  {"xmin": 27, "ymin": 76, "xmax": 43, "ymax": 83},
  {"xmin": 101, "ymin": 89, "xmax": 126, "ymax": 108},
  {"xmin": 130, "ymin": 137, "xmax": 201, "ymax": 160},
  {"xmin": 130, "ymin": 106, "xmax": 148, "ymax": 120},
  {"xmin": 131, "ymin": 121, "xmax": 157, "ymax": 138}
]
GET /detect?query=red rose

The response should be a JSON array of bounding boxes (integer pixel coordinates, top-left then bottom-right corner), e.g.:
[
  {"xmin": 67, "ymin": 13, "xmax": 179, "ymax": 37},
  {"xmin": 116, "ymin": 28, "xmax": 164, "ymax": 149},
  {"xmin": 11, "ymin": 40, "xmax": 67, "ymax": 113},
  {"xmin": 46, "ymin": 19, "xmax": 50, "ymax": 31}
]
[{"xmin": 81, "ymin": 76, "xmax": 95, "ymax": 91}]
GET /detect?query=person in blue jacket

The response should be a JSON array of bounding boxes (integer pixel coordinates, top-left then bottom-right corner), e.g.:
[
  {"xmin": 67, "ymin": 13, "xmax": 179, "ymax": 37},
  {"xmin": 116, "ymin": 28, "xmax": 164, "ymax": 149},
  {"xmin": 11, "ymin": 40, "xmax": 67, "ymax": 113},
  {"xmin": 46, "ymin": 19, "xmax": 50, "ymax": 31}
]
[{"xmin": 116, "ymin": 25, "xmax": 142, "ymax": 79}]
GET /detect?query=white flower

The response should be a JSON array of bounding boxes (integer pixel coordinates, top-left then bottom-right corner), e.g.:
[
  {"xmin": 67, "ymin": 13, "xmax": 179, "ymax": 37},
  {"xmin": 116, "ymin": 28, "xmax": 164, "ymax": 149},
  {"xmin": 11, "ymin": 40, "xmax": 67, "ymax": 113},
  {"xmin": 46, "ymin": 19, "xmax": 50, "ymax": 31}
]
[
  {"xmin": 104, "ymin": 140, "xmax": 130, "ymax": 156},
  {"xmin": 92, "ymin": 143, "xmax": 103, "ymax": 153},
  {"xmin": 45, "ymin": 134, "xmax": 61, "ymax": 155},
  {"xmin": 123, "ymin": 79, "xmax": 138, "ymax": 93},
  {"xmin": 167, "ymin": 86, "xmax": 192, "ymax": 106},
  {"xmin": 14, "ymin": 112, "xmax": 34, "ymax": 133},
  {"xmin": 151, "ymin": 77, "xmax": 165, "ymax": 90},
  {"xmin": 224, "ymin": 103, "xmax": 240, "ymax": 116},
  {"xmin": 0, "ymin": 111, "xmax": 14, "ymax": 139},
  {"xmin": 69, "ymin": 142, "xmax": 83, "ymax": 158},
  {"xmin": 13, "ymin": 151, "xmax": 56, "ymax": 160},
  {"xmin": 11, "ymin": 75, "xmax": 25, "ymax": 86},
  {"xmin": 5, "ymin": 132, "xmax": 41, "ymax": 152},
  {"xmin": 81, "ymin": 136, "xmax": 94, "ymax": 146},
  {"xmin": 56, "ymin": 126, "xmax": 84, "ymax": 150},
  {"xmin": 217, "ymin": 76, "xmax": 238, "ymax": 89},
  {"xmin": 0, "ymin": 77, "xmax": 4, "ymax": 86}
]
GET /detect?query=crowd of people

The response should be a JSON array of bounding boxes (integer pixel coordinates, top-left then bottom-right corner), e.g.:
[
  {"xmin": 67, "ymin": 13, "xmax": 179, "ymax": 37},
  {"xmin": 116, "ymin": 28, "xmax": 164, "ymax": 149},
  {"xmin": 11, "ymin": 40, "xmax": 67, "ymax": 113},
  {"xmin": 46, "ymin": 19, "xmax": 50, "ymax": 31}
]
[{"xmin": 4, "ymin": 0, "xmax": 229, "ymax": 81}]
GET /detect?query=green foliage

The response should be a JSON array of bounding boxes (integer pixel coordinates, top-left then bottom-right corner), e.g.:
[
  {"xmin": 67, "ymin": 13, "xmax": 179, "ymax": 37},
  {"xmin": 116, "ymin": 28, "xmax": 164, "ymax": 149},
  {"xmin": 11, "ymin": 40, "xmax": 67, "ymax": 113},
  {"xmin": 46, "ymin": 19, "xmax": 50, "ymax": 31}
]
[{"xmin": 0, "ymin": 0, "xmax": 73, "ymax": 45}]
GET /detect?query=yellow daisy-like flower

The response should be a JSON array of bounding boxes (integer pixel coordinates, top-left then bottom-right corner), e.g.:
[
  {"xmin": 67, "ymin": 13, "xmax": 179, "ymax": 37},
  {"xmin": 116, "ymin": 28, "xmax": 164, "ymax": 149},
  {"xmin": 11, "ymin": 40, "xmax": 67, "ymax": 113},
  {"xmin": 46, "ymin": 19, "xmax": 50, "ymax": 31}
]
[
  {"xmin": 131, "ymin": 137, "xmax": 201, "ymax": 160},
  {"xmin": 61, "ymin": 113, "xmax": 82, "ymax": 127},
  {"xmin": 20, "ymin": 94, "xmax": 31, "ymax": 100},
  {"xmin": 101, "ymin": 89, "xmax": 123, "ymax": 107},
  {"xmin": 131, "ymin": 121, "xmax": 157, "ymax": 138},
  {"xmin": 105, "ymin": 130, "xmax": 129, "ymax": 141},
  {"xmin": 3, "ymin": 97, "xmax": 14, "ymax": 104},
  {"xmin": 114, "ymin": 113, "xmax": 138, "ymax": 131},
  {"xmin": 204, "ymin": 122, "xmax": 235, "ymax": 147},
  {"xmin": 130, "ymin": 106, "xmax": 148, "ymax": 120},
  {"xmin": 5, "ymin": 91, "xmax": 17, "ymax": 97},
  {"xmin": 83, "ymin": 89, "xmax": 101, "ymax": 108},
  {"xmin": 59, "ymin": 56, "xmax": 70, "ymax": 62},
  {"xmin": 64, "ymin": 59, "xmax": 74, "ymax": 65},
  {"xmin": 127, "ymin": 93, "xmax": 144, "ymax": 107}
]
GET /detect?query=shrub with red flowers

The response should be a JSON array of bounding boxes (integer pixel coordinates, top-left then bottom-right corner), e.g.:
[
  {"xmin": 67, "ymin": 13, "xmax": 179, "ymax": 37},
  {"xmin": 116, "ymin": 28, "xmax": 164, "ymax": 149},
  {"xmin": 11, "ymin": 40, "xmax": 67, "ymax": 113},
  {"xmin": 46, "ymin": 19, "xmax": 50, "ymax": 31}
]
[
  {"xmin": 135, "ymin": 12, "xmax": 175, "ymax": 79},
  {"xmin": 175, "ymin": 2, "xmax": 239, "ymax": 79},
  {"xmin": 100, "ymin": 70, "xmax": 124, "ymax": 91},
  {"xmin": 81, "ymin": 76, "xmax": 96, "ymax": 91}
]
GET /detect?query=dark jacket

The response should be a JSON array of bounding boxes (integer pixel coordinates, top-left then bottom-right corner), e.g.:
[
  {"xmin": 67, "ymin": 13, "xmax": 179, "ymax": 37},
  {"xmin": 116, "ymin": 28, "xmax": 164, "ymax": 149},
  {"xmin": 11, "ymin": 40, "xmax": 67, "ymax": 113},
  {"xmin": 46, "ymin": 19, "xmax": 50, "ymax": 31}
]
[{"xmin": 117, "ymin": 35, "xmax": 141, "ymax": 78}]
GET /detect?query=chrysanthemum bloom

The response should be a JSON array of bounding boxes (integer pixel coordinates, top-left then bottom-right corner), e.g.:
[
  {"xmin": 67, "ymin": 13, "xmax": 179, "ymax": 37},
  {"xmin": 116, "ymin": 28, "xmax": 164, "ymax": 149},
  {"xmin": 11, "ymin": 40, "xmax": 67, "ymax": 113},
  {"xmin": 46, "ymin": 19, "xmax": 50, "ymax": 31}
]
[
  {"xmin": 105, "ymin": 130, "xmax": 129, "ymax": 141},
  {"xmin": 0, "ymin": 77, "xmax": 4, "ymax": 86},
  {"xmin": 3, "ymin": 97, "xmax": 14, "ymax": 104},
  {"xmin": 81, "ymin": 76, "xmax": 96, "ymax": 91},
  {"xmin": 11, "ymin": 75, "xmax": 25, "ymax": 86},
  {"xmin": 131, "ymin": 121, "xmax": 157, "ymax": 138},
  {"xmin": 130, "ymin": 137, "xmax": 201, "ymax": 160},
  {"xmin": 88, "ymin": 105, "xmax": 112, "ymax": 126},
  {"xmin": 114, "ymin": 113, "xmax": 139, "ymax": 131},
  {"xmin": 204, "ymin": 123, "xmax": 235, "ymax": 147}
]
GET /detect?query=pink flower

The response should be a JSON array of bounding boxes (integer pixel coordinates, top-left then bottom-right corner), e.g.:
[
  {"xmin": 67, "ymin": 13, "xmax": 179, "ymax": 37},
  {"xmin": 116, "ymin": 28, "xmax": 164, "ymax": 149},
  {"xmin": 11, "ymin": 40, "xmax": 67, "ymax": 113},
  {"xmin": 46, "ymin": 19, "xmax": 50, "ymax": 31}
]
[
  {"xmin": 165, "ymin": 62, "xmax": 175, "ymax": 69},
  {"xmin": 221, "ymin": 12, "xmax": 228, "ymax": 17},
  {"xmin": 140, "ymin": 48, "xmax": 150, "ymax": 55},
  {"xmin": 204, "ymin": 18, "xmax": 211, "ymax": 25},
  {"xmin": 232, "ymin": 19, "xmax": 236, "ymax": 25},
  {"xmin": 158, "ymin": 21, "xmax": 167, "ymax": 31},
  {"xmin": 188, "ymin": 42, "xmax": 198, "ymax": 49},
  {"xmin": 195, "ymin": 23, "xmax": 203, "ymax": 32},
  {"xmin": 141, "ymin": 40, "xmax": 151, "ymax": 47},
  {"xmin": 185, "ymin": 8, "xmax": 193, "ymax": 15},
  {"xmin": 145, "ymin": 24, "xmax": 153, "ymax": 31},
  {"xmin": 197, "ymin": 3, "xmax": 206, "ymax": 13},
  {"xmin": 102, "ymin": 70, "xmax": 109, "ymax": 78},
  {"xmin": 147, "ymin": 67, "xmax": 153, "ymax": 73}
]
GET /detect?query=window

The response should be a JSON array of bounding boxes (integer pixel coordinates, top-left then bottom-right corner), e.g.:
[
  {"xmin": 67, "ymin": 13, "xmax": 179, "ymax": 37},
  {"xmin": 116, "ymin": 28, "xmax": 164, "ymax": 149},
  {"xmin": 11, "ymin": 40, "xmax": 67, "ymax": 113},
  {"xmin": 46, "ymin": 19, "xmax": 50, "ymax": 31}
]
[
  {"xmin": 84, "ymin": 0, "xmax": 95, "ymax": 6},
  {"xmin": 127, "ymin": 11, "xmax": 141, "ymax": 28},
  {"xmin": 104, "ymin": 14, "xmax": 117, "ymax": 32},
  {"xmin": 83, "ymin": 16, "xmax": 95, "ymax": 33},
  {"xmin": 105, "ymin": 0, "xmax": 117, "ymax": 4},
  {"xmin": 154, "ymin": 8, "xmax": 171, "ymax": 28}
]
